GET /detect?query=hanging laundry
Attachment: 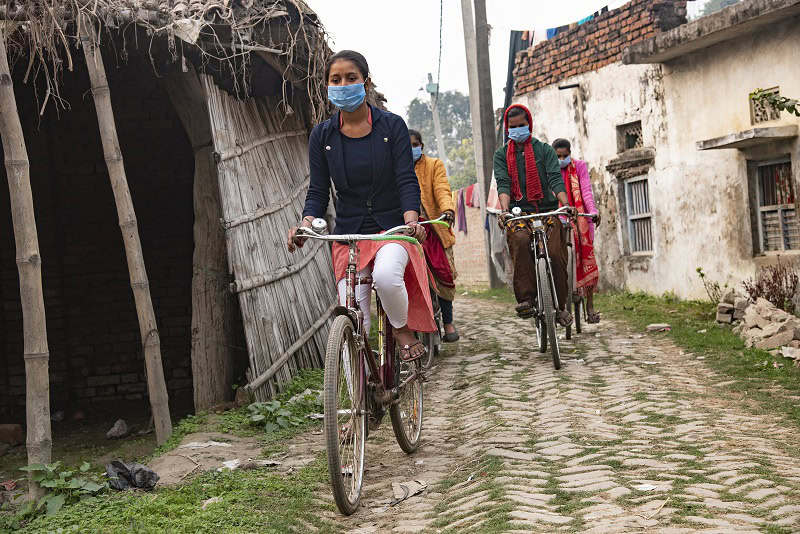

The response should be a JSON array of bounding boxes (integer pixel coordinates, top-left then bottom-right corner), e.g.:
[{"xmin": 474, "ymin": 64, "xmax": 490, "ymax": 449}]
[
  {"xmin": 464, "ymin": 184, "xmax": 477, "ymax": 208},
  {"xmin": 457, "ymin": 189, "xmax": 468, "ymax": 234},
  {"xmin": 487, "ymin": 176, "xmax": 502, "ymax": 211}
]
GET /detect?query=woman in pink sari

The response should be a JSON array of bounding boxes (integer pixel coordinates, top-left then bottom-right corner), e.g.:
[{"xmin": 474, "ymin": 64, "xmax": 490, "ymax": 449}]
[{"xmin": 553, "ymin": 139, "xmax": 601, "ymax": 323}]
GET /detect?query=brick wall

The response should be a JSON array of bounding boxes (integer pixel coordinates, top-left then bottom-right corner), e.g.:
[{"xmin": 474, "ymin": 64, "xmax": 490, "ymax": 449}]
[
  {"xmin": 514, "ymin": 0, "xmax": 688, "ymax": 95},
  {"xmin": 0, "ymin": 53, "xmax": 196, "ymax": 421},
  {"xmin": 453, "ymin": 205, "xmax": 489, "ymax": 288}
]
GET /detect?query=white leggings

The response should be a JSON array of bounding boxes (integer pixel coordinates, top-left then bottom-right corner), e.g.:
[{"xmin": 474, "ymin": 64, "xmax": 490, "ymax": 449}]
[{"xmin": 337, "ymin": 243, "xmax": 409, "ymax": 332}]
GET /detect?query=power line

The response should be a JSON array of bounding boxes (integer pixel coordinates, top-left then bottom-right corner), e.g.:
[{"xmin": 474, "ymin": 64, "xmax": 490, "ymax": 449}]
[{"xmin": 433, "ymin": 0, "xmax": 444, "ymax": 109}]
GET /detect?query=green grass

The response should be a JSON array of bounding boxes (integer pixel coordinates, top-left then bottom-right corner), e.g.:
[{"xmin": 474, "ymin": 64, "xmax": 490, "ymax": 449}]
[
  {"xmin": 596, "ymin": 291, "xmax": 800, "ymax": 429},
  {"xmin": 3, "ymin": 370, "xmax": 327, "ymax": 532},
  {"xmin": 14, "ymin": 456, "xmax": 335, "ymax": 534}
]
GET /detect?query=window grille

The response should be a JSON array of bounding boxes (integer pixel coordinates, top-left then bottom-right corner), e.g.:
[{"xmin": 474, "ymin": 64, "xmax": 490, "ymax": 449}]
[
  {"xmin": 617, "ymin": 121, "xmax": 643, "ymax": 152},
  {"xmin": 624, "ymin": 176, "xmax": 652, "ymax": 253},
  {"xmin": 751, "ymin": 87, "xmax": 781, "ymax": 124},
  {"xmin": 758, "ymin": 160, "xmax": 799, "ymax": 252}
]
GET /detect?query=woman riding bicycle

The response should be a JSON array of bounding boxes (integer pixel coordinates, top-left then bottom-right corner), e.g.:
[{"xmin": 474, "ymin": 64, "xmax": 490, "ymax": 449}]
[
  {"xmin": 410, "ymin": 129, "xmax": 460, "ymax": 343},
  {"xmin": 287, "ymin": 50, "xmax": 434, "ymax": 361}
]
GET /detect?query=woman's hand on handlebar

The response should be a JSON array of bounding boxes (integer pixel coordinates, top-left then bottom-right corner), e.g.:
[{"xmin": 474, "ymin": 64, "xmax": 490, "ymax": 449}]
[
  {"xmin": 287, "ymin": 218, "xmax": 313, "ymax": 253},
  {"xmin": 441, "ymin": 210, "xmax": 455, "ymax": 225},
  {"xmin": 406, "ymin": 221, "xmax": 426, "ymax": 243},
  {"xmin": 592, "ymin": 212, "xmax": 602, "ymax": 227}
]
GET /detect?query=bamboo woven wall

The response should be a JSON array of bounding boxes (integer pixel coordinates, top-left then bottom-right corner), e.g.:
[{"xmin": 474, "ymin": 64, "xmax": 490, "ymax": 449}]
[{"xmin": 202, "ymin": 75, "xmax": 336, "ymax": 400}]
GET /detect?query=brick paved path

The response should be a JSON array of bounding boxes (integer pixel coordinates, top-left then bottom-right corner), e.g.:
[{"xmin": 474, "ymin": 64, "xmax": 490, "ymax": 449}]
[{"xmin": 319, "ymin": 296, "xmax": 800, "ymax": 534}]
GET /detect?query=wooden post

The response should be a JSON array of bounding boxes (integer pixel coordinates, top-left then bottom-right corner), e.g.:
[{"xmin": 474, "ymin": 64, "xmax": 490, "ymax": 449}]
[
  {"xmin": 78, "ymin": 17, "xmax": 172, "ymax": 444},
  {"xmin": 0, "ymin": 26, "xmax": 52, "ymax": 499},
  {"xmin": 460, "ymin": 0, "xmax": 502, "ymax": 288},
  {"xmin": 166, "ymin": 66, "xmax": 235, "ymax": 412}
]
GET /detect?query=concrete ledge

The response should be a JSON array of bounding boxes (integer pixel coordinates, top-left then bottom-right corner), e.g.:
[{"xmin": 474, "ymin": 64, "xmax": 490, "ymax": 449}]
[
  {"xmin": 624, "ymin": 0, "xmax": 800, "ymax": 64},
  {"xmin": 696, "ymin": 125, "xmax": 798, "ymax": 150},
  {"xmin": 606, "ymin": 148, "xmax": 655, "ymax": 180}
]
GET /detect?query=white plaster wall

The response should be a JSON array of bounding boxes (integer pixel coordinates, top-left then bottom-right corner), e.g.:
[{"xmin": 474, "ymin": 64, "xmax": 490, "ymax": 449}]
[{"xmin": 516, "ymin": 17, "xmax": 800, "ymax": 299}]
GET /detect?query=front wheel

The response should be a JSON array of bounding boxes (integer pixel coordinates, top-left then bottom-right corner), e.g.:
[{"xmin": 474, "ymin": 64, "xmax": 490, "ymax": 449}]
[
  {"xmin": 537, "ymin": 258, "xmax": 561, "ymax": 370},
  {"xmin": 323, "ymin": 316, "xmax": 366, "ymax": 516},
  {"xmin": 390, "ymin": 350, "xmax": 424, "ymax": 454}
]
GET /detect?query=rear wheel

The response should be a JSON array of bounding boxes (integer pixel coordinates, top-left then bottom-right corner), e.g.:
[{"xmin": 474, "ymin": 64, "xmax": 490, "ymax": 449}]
[
  {"xmin": 390, "ymin": 349, "xmax": 424, "ymax": 454},
  {"xmin": 574, "ymin": 299, "xmax": 583, "ymax": 334},
  {"xmin": 566, "ymin": 246, "xmax": 574, "ymax": 340},
  {"xmin": 323, "ymin": 316, "xmax": 366, "ymax": 516},
  {"xmin": 538, "ymin": 258, "xmax": 561, "ymax": 370},
  {"xmin": 419, "ymin": 331, "xmax": 436, "ymax": 370},
  {"xmin": 536, "ymin": 317, "xmax": 547, "ymax": 353}
]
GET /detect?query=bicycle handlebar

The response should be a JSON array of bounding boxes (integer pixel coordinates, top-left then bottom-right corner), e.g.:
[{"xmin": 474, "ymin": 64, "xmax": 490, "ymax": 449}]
[
  {"xmin": 296, "ymin": 213, "xmax": 451, "ymax": 245},
  {"xmin": 505, "ymin": 206, "xmax": 594, "ymax": 226}
]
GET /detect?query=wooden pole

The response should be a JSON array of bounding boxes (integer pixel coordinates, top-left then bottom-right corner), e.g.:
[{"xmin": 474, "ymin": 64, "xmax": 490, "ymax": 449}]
[
  {"xmin": 0, "ymin": 26, "xmax": 52, "ymax": 499},
  {"xmin": 460, "ymin": 0, "xmax": 502, "ymax": 288},
  {"xmin": 78, "ymin": 17, "xmax": 172, "ymax": 444},
  {"xmin": 166, "ymin": 66, "xmax": 235, "ymax": 412}
]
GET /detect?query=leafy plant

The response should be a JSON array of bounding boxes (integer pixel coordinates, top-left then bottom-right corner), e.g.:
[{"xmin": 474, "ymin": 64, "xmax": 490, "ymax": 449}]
[
  {"xmin": 16, "ymin": 462, "xmax": 107, "ymax": 519},
  {"xmin": 697, "ymin": 267, "xmax": 728, "ymax": 303},
  {"xmin": 247, "ymin": 400, "xmax": 303, "ymax": 432},
  {"xmin": 750, "ymin": 89, "xmax": 800, "ymax": 117},
  {"xmin": 742, "ymin": 259, "xmax": 799, "ymax": 313}
]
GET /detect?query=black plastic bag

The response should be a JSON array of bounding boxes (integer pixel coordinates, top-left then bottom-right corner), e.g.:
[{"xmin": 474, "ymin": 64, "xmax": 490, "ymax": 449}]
[{"xmin": 106, "ymin": 461, "xmax": 160, "ymax": 491}]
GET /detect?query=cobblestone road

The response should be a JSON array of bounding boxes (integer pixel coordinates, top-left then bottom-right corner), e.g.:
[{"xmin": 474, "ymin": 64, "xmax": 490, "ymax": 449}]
[{"xmin": 319, "ymin": 296, "xmax": 800, "ymax": 534}]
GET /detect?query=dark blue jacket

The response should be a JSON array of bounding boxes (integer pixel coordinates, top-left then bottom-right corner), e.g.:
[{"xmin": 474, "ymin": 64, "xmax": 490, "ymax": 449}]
[{"xmin": 302, "ymin": 105, "xmax": 421, "ymax": 233}]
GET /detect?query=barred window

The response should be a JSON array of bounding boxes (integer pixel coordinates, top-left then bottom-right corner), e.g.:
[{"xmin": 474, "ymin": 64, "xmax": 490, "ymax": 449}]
[
  {"xmin": 624, "ymin": 176, "xmax": 652, "ymax": 253},
  {"xmin": 617, "ymin": 121, "xmax": 643, "ymax": 153},
  {"xmin": 758, "ymin": 159, "xmax": 799, "ymax": 252}
]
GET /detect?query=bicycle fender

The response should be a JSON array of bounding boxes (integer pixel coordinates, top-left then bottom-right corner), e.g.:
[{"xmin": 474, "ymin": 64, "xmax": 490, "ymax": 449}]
[{"xmin": 333, "ymin": 305, "xmax": 360, "ymax": 327}]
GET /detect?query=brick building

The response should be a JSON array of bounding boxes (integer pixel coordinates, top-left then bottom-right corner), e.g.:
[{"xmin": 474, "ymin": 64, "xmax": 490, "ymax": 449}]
[{"xmin": 512, "ymin": 0, "xmax": 800, "ymax": 298}]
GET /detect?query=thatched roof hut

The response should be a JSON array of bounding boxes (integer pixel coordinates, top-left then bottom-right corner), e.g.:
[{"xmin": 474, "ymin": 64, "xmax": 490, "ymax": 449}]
[{"xmin": 0, "ymin": 0, "xmax": 344, "ymax": 481}]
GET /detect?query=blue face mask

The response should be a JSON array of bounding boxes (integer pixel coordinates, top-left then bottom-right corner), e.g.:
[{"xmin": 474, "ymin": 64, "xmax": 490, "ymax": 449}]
[
  {"xmin": 508, "ymin": 125, "xmax": 531, "ymax": 143},
  {"xmin": 559, "ymin": 155, "xmax": 572, "ymax": 168},
  {"xmin": 328, "ymin": 83, "xmax": 366, "ymax": 112},
  {"xmin": 412, "ymin": 146, "xmax": 423, "ymax": 161}
]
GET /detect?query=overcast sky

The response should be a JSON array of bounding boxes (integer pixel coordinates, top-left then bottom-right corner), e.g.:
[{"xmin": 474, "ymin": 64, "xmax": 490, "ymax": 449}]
[{"xmin": 306, "ymin": 0, "xmax": 634, "ymax": 120}]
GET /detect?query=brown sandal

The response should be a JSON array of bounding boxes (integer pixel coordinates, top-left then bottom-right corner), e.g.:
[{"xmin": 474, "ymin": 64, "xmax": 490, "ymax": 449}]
[
  {"xmin": 587, "ymin": 311, "xmax": 601, "ymax": 324},
  {"xmin": 393, "ymin": 326, "xmax": 426, "ymax": 361},
  {"xmin": 398, "ymin": 341, "xmax": 425, "ymax": 362}
]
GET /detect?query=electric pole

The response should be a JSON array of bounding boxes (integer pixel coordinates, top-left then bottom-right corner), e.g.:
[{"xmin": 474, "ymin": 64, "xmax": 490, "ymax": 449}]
[
  {"xmin": 461, "ymin": 0, "xmax": 503, "ymax": 288},
  {"xmin": 426, "ymin": 73, "xmax": 450, "ymax": 171}
]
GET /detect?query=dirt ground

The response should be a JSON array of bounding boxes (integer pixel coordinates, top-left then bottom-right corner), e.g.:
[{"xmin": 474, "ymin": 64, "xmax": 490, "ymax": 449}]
[
  {"xmin": 4, "ymin": 296, "xmax": 800, "ymax": 533},
  {"xmin": 310, "ymin": 296, "xmax": 800, "ymax": 533}
]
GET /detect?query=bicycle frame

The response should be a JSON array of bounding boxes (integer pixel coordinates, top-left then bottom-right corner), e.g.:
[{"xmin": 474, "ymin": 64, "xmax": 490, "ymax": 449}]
[
  {"xmin": 505, "ymin": 208, "xmax": 594, "ymax": 317},
  {"xmin": 298, "ymin": 217, "xmax": 447, "ymax": 413},
  {"xmin": 530, "ymin": 220, "xmax": 560, "ymax": 314}
]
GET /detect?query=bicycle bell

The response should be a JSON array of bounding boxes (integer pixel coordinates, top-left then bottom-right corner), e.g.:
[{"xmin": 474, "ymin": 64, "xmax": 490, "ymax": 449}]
[
  {"xmin": 511, "ymin": 207, "xmax": 522, "ymax": 216},
  {"xmin": 311, "ymin": 218, "xmax": 328, "ymax": 233}
]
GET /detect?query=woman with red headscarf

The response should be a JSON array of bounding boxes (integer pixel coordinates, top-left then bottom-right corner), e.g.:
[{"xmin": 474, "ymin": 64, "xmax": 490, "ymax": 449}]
[
  {"xmin": 553, "ymin": 138, "xmax": 601, "ymax": 323},
  {"xmin": 494, "ymin": 104, "xmax": 575, "ymax": 325}
]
